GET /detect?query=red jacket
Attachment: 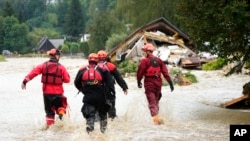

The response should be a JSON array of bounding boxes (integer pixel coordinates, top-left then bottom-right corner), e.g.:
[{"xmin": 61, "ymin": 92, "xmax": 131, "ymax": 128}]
[
  {"xmin": 137, "ymin": 54, "xmax": 172, "ymax": 83},
  {"xmin": 23, "ymin": 59, "xmax": 70, "ymax": 94}
]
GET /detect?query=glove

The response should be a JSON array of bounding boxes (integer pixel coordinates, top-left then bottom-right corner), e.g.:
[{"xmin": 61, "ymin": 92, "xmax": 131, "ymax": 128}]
[
  {"xmin": 169, "ymin": 81, "xmax": 174, "ymax": 92},
  {"xmin": 137, "ymin": 81, "xmax": 142, "ymax": 88},
  {"xmin": 21, "ymin": 80, "xmax": 27, "ymax": 90}
]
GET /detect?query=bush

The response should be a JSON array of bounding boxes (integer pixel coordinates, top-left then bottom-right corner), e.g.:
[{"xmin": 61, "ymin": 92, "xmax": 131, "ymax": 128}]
[
  {"xmin": 202, "ymin": 58, "xmax": 227, "ymax": 70},
  {"xmin": 117, "ymin": 61, "xmax": 138, "ymax": 76},
  {"xmin": 0, "ymin": 55, "xmax": 5, "ymax": 62},
  {"xmin": 80, "ymin": 42, "xmax": 89, "ymax": 58},
  {"xmin": 245, "ymin": 60, "xmax": 250, "ymax": 69},
  {"xmin": 61, "ymin": 44, "xmax": 70, "ymax": 54}
]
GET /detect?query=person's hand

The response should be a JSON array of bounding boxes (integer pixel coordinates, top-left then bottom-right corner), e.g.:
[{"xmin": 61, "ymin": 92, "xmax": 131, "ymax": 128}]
[
  {"xmin": 137, "ymin": 81, "xmax": 142, "ymax": 88},
  {"xmin": 169, "ymin": 81, "xmax": 174, "ymax": 92},
  {"xmin": 21, "ymin": 83, "xmax": 26, "ymax": 90},
  {"xmin": 123, "ymin": 89, "xmax": 128, "ymax": 95}
]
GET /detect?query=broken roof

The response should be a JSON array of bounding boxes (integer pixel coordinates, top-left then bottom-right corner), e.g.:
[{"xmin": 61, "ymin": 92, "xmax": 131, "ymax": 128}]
[{"xmin": 108, "ymin": 17, "xmax": 195, "ymax": 62}]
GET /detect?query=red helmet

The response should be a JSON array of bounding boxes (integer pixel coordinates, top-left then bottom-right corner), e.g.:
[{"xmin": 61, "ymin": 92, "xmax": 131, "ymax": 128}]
[
  {"xmin": 49, "ymin": 49, "xmax": 61, "ymax": 56},
  {"xmin": 142, "ymin": 44, "xmax": 155, "ymax": 52},
  {"xmin": 88, "ymin": 53, "xmax": 99, "ymax": 63},
  {"xmin": 97, "ymin": 50, "xmax": 108, "ymax": 58}
]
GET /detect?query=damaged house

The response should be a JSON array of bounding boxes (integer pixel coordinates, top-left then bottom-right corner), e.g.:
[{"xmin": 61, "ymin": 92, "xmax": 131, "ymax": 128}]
[{"xmin": 108, "ymin": 17, "xmax": 201, "ymax": 68}]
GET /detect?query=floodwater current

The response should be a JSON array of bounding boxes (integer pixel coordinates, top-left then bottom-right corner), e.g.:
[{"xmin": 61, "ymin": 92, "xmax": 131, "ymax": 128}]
[{"xmin": 0, "ymin": 57, "xmax": 249, "ymax": 141}]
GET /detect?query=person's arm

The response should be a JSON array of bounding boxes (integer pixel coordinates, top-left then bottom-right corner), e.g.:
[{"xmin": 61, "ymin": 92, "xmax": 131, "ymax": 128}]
[
  {"xmin": 61, "ymin": 65, "xmax": 70, "ymax": 83},
  {"xmin": 21, "ymin": 63, "xmax": 44, "ymax": 90},
  {"xmin": 159, "ymin": 59, "xmax": 174, "ymax": 92},
  {"xmin": 74, "ymin": 69, "xmax": 84, "ymax": 91},
  {"xmin": 102, "ymin": 69, "xmax": 115, "ymax": 95},
  {"xmin": 112, "ymin": 67, "xmax": 128, "ymax": 88},
  {"xmin": 137, "ymin": 59, "xmax": 147, "ymax": 88}
]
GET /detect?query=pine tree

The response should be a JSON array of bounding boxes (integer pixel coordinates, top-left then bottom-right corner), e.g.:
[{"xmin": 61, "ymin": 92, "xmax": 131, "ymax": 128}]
[
  {"xmin": 2, "ymin": 0, "xmax": 16, "ymax": 17},
  {"xmin": 64, "ymin": 0, "xmax": 84, "ymax": 39}
]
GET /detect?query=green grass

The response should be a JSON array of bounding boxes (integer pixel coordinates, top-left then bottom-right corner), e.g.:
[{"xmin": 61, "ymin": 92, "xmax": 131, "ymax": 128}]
[{"xmin": 0, "ymin": 55, "xmax": 5, "ymax": 62}]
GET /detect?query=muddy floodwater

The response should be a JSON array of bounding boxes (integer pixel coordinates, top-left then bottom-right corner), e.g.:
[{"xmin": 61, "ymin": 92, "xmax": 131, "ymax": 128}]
[{"xmin": 0, "ymin": 57, "xmax": 250, "ymax": 141}]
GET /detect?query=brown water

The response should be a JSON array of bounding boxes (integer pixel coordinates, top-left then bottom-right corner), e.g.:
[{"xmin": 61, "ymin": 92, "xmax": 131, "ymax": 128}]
[{"xmin": 0, "ymin": 57, "xmax": 249, "ymax": 141}]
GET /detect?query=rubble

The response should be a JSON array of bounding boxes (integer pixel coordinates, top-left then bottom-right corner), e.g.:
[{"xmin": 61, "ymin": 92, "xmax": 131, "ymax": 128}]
[{"xmin": 108, "ymin": 17, "xmax": 202, "ymax": 69}]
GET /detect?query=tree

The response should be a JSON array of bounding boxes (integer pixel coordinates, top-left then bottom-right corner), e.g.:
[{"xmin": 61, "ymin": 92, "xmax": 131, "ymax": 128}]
[
  {"xmin": 2, "ymin": 0, "xmax": 16, "ymax": 17},
  {"xmin": 115, "ymin": 0, "xmax": 179, "ymax": 31},
  {"xmin": 28, "ymin": 28, "xmax": 60, "ymax": 50},
  {"xmin": 64, "ymin": 0, "xmax": 84, "ymax": 38},
  {"xmin": 87, "ymin": 0, "xmax": 125, "ymax": 53},
  {"xmin": 3, "ymin": 16, "xmax": 19, "ymax": 51},
  {"xmin": 2, "ymin": 16, "xmax": 29, "ymax": 53},
  {"xmin": 56, "ymin": 0, "xmax": 69, "ymax": 32},
  {"xmin": 105, "ymin": 32, "xmax": 127, "ymax": 51},
  {"xmin": 11, "ymin": 23, "xmax": 29, "ymax": 53},
  {"xmin": 0, "ymin": 16, "xmax": 4, "ymax": 51},
  {"xmin": 175, "ymin": 0, "xmax": 250, "ymax": 74}
]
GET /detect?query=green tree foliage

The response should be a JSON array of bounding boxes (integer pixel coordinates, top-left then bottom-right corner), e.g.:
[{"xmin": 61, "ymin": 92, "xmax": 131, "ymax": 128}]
[
  {"xmin": 69, "ymin": 42, "xmax": 80, "ymax": 54},
  {"xmin": 64, "ymin": 0, "xmax": 84, "ymax": 37},
  {"xmin": 2, "ymin": 16, "xmax": 29, "ymax": 53},
  {"xmin": 88, "ymin": 11, "xmax": 125, "ymax": 53},
  {"xmin": 2, "ymin": 0, "xmax": 15, "ymax": 17},
  {"xmin": 175, "ymin": 0, "xmax": 250, "ymax": 72},
  {"xmin": 28, "ymin": 28, "xmax": 60, "ymax": 50},
  {"xmin": 3, "ymin": 16, "xmax": 18, "ymax": 51},
  {"xmin": 11, "ymin": 23, "xmax": 29, "ymax": 53},
  {"xmin": 55, "ymin": 0, "xmax": 69, "ymax": 32},
  {"xmin": 80, "ymin": 42, "xmax": 89, "ymax": 58},
  {"xmin": 87, "ymin": 0, "xmax": 125, "ymax": 53},
  {"xmin": 115, "ymin": 0, "xmax": 179, "ymax": 30},
  {"xmin": 0, "ymin": 16, "xmax": 4, "ymax": 51},
  {"xmin": 105, "ymin": 32, "xmax": 127, "ymax": 51},
  {"xmin": 61, "ymin": 44, "xmax": 70, "ymax": 54}
]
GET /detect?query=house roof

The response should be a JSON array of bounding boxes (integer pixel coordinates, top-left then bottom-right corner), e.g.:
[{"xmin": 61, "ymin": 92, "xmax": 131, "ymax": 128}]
[
  {"xmin": 108, "ymin": 17, "xmax": 194, "ymax": 61},
  {"xmin": 34, "ymin": 37, "xmax": 64, "ymax": 52},
  {"xmin": 49, "ymin": 39, "xmax": 64, "ymax": 49}
]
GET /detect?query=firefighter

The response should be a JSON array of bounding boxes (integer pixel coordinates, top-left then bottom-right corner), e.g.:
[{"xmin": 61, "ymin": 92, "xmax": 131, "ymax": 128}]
[
  {"xmin": 21, "ymin": 49, "xmax": 70, "ymax": 127},
  {"xmin": 97, "ymin": 50, "xmax": 128, "ymax": 120},
  {"xmin": 74, "ymin": 53, "xmax": 115, "ymax": 133},
  {"xmin": 137, "ymin": 43, "xmax": 174, "ymax": 125}
]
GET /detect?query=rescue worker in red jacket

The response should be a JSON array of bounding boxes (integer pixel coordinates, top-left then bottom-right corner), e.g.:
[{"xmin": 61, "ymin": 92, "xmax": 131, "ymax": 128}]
[
  {"xmin": 74, "ymin": 53, "xmax": 115, "ymax": 133},
  {"xmin": 21, "ymin": 49, "xmax": 70, "ymax": 127},
  {"xmin": 97, "ymin": 50, "xmax": 128, "ymax": 120},
  {"xmin": 137, "ymin": 43, "xmax": 174, "ymax": 125}
]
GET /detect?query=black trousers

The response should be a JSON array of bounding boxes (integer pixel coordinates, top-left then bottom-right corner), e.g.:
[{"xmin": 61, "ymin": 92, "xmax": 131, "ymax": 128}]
[
  {"xmin": 82, "ymin": 103, "xmax": 108, "ymax": 128},
  {"xmin": 43, "ymin": 94, "xmax": 66, "ymax": 117}
]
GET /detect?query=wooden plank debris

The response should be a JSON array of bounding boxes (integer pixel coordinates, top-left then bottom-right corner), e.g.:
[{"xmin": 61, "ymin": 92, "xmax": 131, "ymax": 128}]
[{"xmin": 221, "ymin": 95, "xmax": 249, "ymax": 108}]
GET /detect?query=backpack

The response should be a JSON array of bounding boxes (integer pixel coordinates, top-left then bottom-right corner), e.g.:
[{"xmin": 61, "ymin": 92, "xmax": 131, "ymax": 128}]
[
  {"xmin": 81, "ymin": 65, "xmax": 103, "ymax": 86},
  {"xmin": 98, "ymin": 61, "xmax": 110, "ymax": 72},
  {"xmin": 145, "ymin": 57, "xmax": 161, "ymax": 77},
  {"xmin": 41, "ymin": 61, "xmax": 63, "ymax": 84}
]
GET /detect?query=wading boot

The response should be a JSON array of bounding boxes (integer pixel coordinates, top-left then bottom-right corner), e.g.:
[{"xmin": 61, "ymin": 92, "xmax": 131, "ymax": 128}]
[
  {"xmin": 86, "ymin": 125, "xmax": 94, "ymax": 134},
  {"xmin": 100, "ymin": 119, "xmax": 107, "ymax": 133},
  {"xmin": 152, "ymin": 115, "xmax": 159, "ymax": 125},
  {"xmin": 58, "ymin": 108, "xmax": 66, "ymax": 120},
  {"xmin": 86, "ymin": 118, "xmax": 95, "ymax": 134}
]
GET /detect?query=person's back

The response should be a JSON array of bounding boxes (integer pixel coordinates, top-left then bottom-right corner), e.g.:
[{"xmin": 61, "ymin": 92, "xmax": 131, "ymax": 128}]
[
  {"xmin": 97, "ymin": 50, "xmax": 128, "ymax": 120},
  {"xmin": 74, "ymin": 53, "xmax": 115, "ymax": 133},
  {"xmin": 21, "ymin": 49, "xmax": 70, "ymax": 127},
  {"xmin": 137, "ymin": 43, "xmax": 174, "ymax": 125}
]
